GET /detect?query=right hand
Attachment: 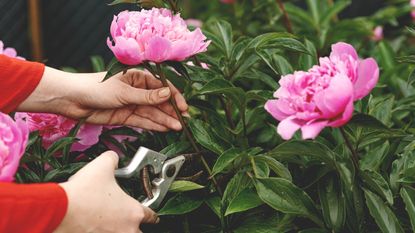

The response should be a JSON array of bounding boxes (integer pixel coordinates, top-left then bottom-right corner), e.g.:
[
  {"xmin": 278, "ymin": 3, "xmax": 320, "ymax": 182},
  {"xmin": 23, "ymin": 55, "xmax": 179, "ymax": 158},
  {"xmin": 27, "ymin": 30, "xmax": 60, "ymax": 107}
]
[{"xmin": 55, "ymin": 151, "xmax": 159, "ymax": 233}]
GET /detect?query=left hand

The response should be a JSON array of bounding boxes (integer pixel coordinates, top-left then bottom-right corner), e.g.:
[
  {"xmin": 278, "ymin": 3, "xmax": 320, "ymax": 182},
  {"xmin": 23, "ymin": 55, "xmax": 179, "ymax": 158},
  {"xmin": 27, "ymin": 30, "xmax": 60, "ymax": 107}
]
[{"xmin": 18, "ymin": 67, "xmax": 189, "ymax": 132}]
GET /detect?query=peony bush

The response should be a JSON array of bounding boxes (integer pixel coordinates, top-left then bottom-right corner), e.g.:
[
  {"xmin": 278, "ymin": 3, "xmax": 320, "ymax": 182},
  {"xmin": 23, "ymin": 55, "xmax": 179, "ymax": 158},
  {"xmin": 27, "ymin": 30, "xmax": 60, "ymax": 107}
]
[{"xmin": 5, "ymin": 0, "xmax": 415, "ymax": 232}]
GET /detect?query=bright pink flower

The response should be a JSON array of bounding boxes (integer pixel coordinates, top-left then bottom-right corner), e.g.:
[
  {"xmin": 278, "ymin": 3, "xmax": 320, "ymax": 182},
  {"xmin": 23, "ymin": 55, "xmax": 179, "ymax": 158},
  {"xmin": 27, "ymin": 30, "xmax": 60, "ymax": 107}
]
[
  {"xmin": 0, "ymin": 40, "xmax": 24, "ymax": 60},
  {"xmin": 372, "ymin": 26, "xmax": 383, "ymax": 41},
  {"xmin": 0, "ymin": 112, "xmax": 28, "ymax": 182},
  {"xmin": 265, "ymin": 42, "xmax": 379, "ymax": 140},
  {"xmin": 221, "ymin": 0, "xmax": 236, "ymax": 4},
  {"xmin": 107, "ymin": 8, "xmax": 210, "ymax": 65},
  {"xmin": 15, "ymin": 113, "xmax": 102, "ymax": 152}
]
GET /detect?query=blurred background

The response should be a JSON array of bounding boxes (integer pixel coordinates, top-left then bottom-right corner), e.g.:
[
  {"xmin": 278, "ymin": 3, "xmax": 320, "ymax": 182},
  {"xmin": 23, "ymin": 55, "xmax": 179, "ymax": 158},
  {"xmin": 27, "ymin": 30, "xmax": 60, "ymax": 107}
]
[{"xmin": 0, "ymin": 0, "xmax": 396, "ymax": 69}]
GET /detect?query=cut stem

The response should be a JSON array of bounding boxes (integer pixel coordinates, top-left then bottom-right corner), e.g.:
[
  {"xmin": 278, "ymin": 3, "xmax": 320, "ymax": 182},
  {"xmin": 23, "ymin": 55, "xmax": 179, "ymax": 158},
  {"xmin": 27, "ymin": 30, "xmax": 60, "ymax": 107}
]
[{"xmin": 155, "ymin": 63, "xmax": 223, "ymax": 196}]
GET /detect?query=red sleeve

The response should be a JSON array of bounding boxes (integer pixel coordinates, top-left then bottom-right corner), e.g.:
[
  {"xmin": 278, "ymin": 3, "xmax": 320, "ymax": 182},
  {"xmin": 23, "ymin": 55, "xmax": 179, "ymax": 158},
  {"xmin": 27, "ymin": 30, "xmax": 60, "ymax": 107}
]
[
  {"xmin": 0, "ymin": 55, "xmax": 45, "ymax": 113},
  {"xmin": 0, "ymin": 182, "xmax": 68, "ymax": 233}
]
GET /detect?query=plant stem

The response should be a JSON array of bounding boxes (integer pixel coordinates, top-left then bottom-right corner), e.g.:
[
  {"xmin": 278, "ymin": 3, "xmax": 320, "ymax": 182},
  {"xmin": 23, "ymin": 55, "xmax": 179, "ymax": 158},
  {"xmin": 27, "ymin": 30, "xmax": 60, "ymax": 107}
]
[
  {"xmin": 219, "ymin": 97, "xmax": 235, "ymax": 129},
  {"xmin": 155, "ymin": 63, "xmax": 223, "ymax": 196},
  {"xmin": 339, "ymin": 127, "xmax": 360, "ymax": 170},
  {"xmin": 276, "ymin": 0, "xmax": 293, "ymax": 33}
]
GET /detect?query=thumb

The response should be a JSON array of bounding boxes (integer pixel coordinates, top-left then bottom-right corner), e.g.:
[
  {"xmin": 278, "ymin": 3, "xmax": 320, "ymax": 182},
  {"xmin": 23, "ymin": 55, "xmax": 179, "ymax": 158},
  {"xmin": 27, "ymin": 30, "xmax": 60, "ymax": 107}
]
[
  {"xmin": 70, "ymin": 151, "xmax": 119, "ymax": 181},
  {"xmin": 125, "ymin": 87, "xmax": 171, "ymax": 105}
]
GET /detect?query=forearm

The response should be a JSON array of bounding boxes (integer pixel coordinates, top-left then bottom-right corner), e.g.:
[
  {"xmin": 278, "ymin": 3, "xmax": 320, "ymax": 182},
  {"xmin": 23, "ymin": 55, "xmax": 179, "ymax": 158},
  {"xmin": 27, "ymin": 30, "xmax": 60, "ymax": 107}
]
[{"xmin": 16, "ymin": 67, "xmax": 104, "ymax": 115}]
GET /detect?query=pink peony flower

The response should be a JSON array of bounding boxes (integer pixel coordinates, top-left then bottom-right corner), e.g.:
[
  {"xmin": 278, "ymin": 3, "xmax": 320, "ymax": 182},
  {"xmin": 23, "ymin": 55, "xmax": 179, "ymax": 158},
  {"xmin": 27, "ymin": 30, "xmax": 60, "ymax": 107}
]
[
  {"xmin": 107, "ymin": 8, "xmax": 210, "ymax": 65},
  {"xmin": 411, "ymin": 0, "xmax": 415, "ymax": 20},
  {"xmin": 0, "ymin": 112, "xmax": 28, "ymax": 182},
  {"xmin": 221, "ymin": 0, "xmax": 236, "ymax": 4},
  {"xmin": 15, "ymin": 113, "xmax": 102, "ymax": 152},
  {"xmin": 265, "ymin": 42, "xmax": 379, "ymax": 140},
  {"xmin": 0, "ymin": 40, "xmax": 24, "ymax": 60},
  {"xmin": 371, "ymin": 26, "xmax": 383, "ymax": 41}
]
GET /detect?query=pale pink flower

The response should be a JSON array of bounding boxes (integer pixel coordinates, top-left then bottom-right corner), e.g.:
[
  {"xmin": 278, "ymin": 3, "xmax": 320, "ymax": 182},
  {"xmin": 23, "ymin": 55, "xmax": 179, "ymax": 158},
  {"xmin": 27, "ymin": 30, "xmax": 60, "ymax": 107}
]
[
  {"xmin": 265, "ymin": 42, "xmax": 379, "ymax": 140},
  {"xmin": 0, "ymin": 112, "xmax": 28, "ymax": 182},
  {"xmin": 107, "ymin": 8, "xmax": 210, "ymax": 65},
  {"xmin": 372, "ymin": 26, "xmax": 383, "ymax": 41},
  {"xmin": 411, "ymin": 0, "xmax": 415, "ymax": 20},
  {"xmin": 185, "ymin": 19, "xmax": 203, "ymax": 28},
  {"xmin": 15, "ymin": 113, "xmax": 102, "ymax": 152},
  {"xmin": 0, "ymin": 40, "xmax": 24, "ymax": 60}
]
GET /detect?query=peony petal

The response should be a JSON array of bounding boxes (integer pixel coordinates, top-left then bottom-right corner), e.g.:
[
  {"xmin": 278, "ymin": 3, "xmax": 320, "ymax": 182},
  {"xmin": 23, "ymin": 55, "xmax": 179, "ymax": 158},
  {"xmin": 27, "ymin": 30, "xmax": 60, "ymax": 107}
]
[
  {"xmin": 301, "ymin": 120, "xmax": 328, "ymax": 139},
  {"xmin": 144, "ymin": 36, "xmax": 172, "ymax": 63},
  {"xmin": 107, "ymin": 37, "xmax": 143, "ymax": 65},
  {"xmin": 328, "ymin": 99, "xmax": 354, "ymax": 127},
  {"xmin": 330, "ymin": 42, "xmax": 358, "ymax": 60},
  {"xmin": 314, "ymin": 74, "xmax": 354, "ymax": 119},
  {"xmin": 353, "ymin": 58, "xmax": 379, "ymax": 100},
  {"xmin": 264, "ymin": 99, "xmax": 295, "ymax": 121},
  {"xmin": 277, "ymin": 117, "xmax": 302, "ymax": 140}
]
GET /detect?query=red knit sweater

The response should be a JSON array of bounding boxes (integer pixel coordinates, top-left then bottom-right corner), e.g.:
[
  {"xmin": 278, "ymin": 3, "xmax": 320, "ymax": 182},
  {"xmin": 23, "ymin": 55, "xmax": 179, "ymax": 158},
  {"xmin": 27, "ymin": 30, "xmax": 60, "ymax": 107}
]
[{"xmin": 0, "ymin": 55, "xmax": 68, "ymax": 233}]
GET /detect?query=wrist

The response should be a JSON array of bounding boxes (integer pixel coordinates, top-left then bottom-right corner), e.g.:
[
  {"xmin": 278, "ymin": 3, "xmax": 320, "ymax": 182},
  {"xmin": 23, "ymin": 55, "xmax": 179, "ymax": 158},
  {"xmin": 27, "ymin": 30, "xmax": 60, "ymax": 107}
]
[{"xmin": 16, "ymin": 67, "xmax": 76, "ymax": 114}]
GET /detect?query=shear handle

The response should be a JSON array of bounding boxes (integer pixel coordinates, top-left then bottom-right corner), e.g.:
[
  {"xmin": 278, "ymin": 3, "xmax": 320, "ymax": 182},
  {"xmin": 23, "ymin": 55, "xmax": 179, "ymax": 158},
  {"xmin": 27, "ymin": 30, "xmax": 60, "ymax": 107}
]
[{"xmin": 114, "ymin": 147, "xmax": 167, "ymax": 178}]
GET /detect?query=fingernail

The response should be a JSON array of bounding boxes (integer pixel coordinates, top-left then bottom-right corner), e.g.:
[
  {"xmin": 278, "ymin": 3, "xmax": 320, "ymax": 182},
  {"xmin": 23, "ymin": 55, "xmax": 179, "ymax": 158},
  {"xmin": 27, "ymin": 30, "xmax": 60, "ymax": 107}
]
[
  {"xmin": 182, "ymin": 112, "xmax": 191, "ymax": 118},
  {"xmin": 174, "ymin": 121, "xmax": 182, "ymax": 130},
  {"xmin": 155, "ymin": 217, "xmax": 160, "ymax": 224},
  {"xmin": 158, "ymin": 88, "xmax": 170, "ymax": 98}
]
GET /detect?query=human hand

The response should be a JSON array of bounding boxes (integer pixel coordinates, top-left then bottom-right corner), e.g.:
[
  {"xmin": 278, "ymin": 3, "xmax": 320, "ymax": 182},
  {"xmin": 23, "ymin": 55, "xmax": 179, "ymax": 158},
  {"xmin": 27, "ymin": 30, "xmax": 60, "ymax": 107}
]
[
  {"xmin": 55, "ymin": 151, "xmax": 159, "ymax": 233},
  {"xmin": 18, "ymin": 67, "xmax": 189, "ymax": 132}
]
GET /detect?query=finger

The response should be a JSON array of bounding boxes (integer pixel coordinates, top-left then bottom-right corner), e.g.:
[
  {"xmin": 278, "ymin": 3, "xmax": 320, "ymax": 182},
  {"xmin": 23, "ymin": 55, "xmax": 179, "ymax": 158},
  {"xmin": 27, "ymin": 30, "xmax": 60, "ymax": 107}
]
[
  {"xmin": 124, "ymin": 115, "xmax": 170, "ymax": 132},
  {"xmin": 136, "ymin": 106, "xmax": 182, "ymax": 130},
  {"xmin": 140, "ymin": 205, "xmax": 159, "ymax": 224},
  {"xmin": 158, "ymin": 103, "xmax": 178, "ymax": 119},
  {"xmin": 173, "ymin": 91, "xmax": 188, "ymax": 113},
  {"xmin": 123, "ymin": 87, "xmax": 172, "ymax": 105}
]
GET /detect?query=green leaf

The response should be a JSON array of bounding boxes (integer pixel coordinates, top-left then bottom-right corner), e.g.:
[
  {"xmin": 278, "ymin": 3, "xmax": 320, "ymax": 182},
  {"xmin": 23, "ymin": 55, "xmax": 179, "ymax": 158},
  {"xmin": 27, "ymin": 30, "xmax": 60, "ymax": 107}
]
[
  {"xmin": 320, "ymin": 0, "xmax": 351, "ymax": 26},
  {"xmin": 45, "ymin": 137, "xmax": 77, "ymax": 158},
  {"xmin": 318, "ymin": 176, "xmax": 346, "ymax": 231},
  {"xmin": 222, "ymin": 172, "xmax": 252, "ymax": 206},
  {"xmin": 44, "ymin": 162, "xmax": 86, "ymax": 182},
  {"xmin": 361, "ymin": 170, "xmax": 394, "ymax": 205},
  {"xmin": 188, "ymin": 118, "xmax": 230, "ymax": 155},
  {"xmin": 158, "ymin": 194, "xmax": 204, "ymax": 215},
  {"xmin": 196, "ymin": 78, "xmax": 246, "ymax": 114},
  {"xmin": 212, "ymin": 148, "xmax": 245, "ymax": 176},
  {"xmin": 169, "ymin": 181, "xmax": 204, "ymax": 192},
  {"xmin": 206, "ymin": 20, "xmax": 233, "ymax": 59},
  {"xmin": 253, "ymin": 155, "xmax": 292, "ymax": 181},
  {"xmin": 299, "ymin": 39, "xmax": 318, "ymax": 70},
  {"xmin": 225, "ymin": 188, "xmax": 263, "ymax": 216},
  {"xmin": 364, "ymin": 189, "xmax": 404, "ymax": 233},
  {"xmin": 165, "ymin": 61, "xmax": 190, "ymax": 80},
  {"xmin": 160, "ymin": 141, "xmax": 190, "ymax": 157},
  {"xmin": 248, "ymin": 33, "xmax": 308, "ymax": 54},
  {"xmin": 102, "ymin": 58, "xmax": 130, "ymax": 82},
  {"xmin": 396, "ymin": 55, "xmax": 415, "ymax": 64},
  {"xmin": 205, "ymin": 196, "xmax": 222, "ymax": 218},
  {"xmin": 90, "ymin": 55, "xmax": 106, "ymax": 72},
  {"xmin": 377, "ymin": 41, "xmax": 395, "ymax": 70},
  {"xmin": 108, "ymin": 0, "xmax": 136, "ymax": 5},
  {"xmin": 253, "ymin": 177, "xmax": 323, "ymax": 227},
  {"xmin": 267, "ymin": 140, "xmax": 337, "ymax": 167},
  {"xmin": 234, "ymin": 214, "xmax": 292, "ymax": 233},
  {"xmin": 400, "ymin": 186, "xmax": 415, "ymax": 232}
]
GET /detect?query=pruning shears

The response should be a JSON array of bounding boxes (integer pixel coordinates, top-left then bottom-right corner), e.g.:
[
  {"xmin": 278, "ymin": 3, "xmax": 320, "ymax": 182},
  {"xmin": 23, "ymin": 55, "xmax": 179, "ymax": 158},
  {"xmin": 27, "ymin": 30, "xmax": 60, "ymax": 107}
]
[{"xmin": 115, "ymin": 147, "xmax": 185, "ymax": 209}]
